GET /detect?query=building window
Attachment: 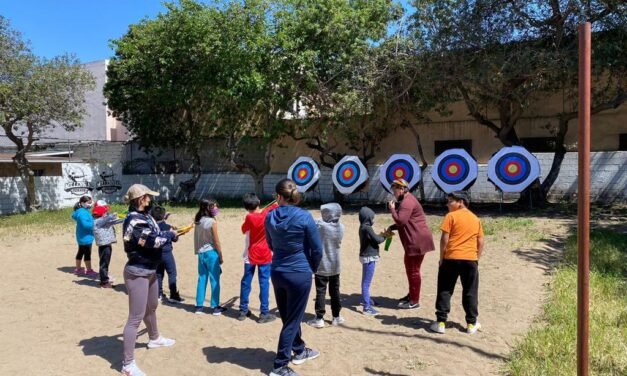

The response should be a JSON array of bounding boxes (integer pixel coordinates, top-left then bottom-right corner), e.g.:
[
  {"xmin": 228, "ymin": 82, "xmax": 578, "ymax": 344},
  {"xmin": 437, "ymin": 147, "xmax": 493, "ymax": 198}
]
[
  {"xmin": 619, "ymin": 134, "xmax": 627, "ymax": 151},
  {"xmin": 520, "ymin": 137, "xmax": 557, "ymax": 153},
  {"xmin": 32, "ymin": 169, "xmax": 45, "ymax": 177},
  {"xmin": 434, "ymin": 139, "xmax": 472, "ymax": 157}
]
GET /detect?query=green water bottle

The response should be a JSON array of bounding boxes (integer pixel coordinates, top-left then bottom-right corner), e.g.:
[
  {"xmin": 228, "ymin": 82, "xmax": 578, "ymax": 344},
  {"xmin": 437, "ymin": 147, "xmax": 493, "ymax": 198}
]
[{"xmin": 384, "ymin": 236, "xmax": 393, "ymax": 251}]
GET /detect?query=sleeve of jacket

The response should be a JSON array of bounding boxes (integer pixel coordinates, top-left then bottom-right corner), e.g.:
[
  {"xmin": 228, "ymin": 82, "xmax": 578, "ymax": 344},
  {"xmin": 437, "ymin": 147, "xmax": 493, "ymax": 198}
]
[
  {"xmin": 367, "ymin": 226, "xmax": 386, "ymax": 245},
  {"xmin": 264, "ymin": 216, "xmax": 274, "ymax": 251},
  {"xmin": 305, "ymin": 215, "xmax": 323, "ymax": 273},
  {"xmin": 391, "ymin": 199, "xmax": 412, "ymax": 227},
  {"xmin": 78, "ymin": 210, "xmax": 94, "ymax": 230},
  {"xmin": 124, "ymin": 216, "xmax": 174, "ymax": 249}
]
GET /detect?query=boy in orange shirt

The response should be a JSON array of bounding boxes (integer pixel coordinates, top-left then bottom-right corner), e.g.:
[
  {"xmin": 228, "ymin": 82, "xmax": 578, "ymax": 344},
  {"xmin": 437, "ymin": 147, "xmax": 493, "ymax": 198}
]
[{"xmin": 430, "ymin": 191, "xmax": 484, "ymax": 335}]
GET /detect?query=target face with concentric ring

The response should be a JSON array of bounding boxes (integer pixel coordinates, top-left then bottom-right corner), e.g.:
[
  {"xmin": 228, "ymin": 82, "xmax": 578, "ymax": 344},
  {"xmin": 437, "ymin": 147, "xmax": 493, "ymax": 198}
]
[
  {"xmin": 332, "ymin": 156, "xmax": 369, "ymax": 195},
  {"xmin": 287, "ymin": 157, "xmax": 320, "ymax": 192},
  {"xmin": 379, "ymin": 154, "xmax": 421, "ymax": 192},
  {"xmin": 487, "ymin": 146, "xmax": 540, "ymax": 193},
  {"xmin": 431, "ymin": 148, "xmax": 478, "ymax": 193}
]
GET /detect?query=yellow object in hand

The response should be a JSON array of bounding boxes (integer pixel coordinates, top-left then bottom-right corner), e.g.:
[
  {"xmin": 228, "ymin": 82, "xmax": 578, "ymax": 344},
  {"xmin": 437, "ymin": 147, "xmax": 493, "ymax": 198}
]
[{"xmin": 176, "ymin": 223, "xmax": 194, "ymax": 236}]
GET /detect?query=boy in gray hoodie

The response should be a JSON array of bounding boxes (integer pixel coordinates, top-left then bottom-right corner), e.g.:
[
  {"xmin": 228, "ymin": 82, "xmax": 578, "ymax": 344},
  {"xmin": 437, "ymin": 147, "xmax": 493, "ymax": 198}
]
[{"xmin": 308, "ymin": 203, "xmax": 345, "ymax": 328}]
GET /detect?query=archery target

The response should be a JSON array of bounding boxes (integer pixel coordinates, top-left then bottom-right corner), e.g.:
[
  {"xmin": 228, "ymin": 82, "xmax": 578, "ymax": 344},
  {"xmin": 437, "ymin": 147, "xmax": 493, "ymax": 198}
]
[
  {"xmin": 332, "ymin": 156, "xmax": 369, "ymax": 195},
  {"xmin": 380, "ymin": 154, "xmax": 421, "ymax": 192},
  {"xmin": 287, "ymin": 157, "xmax": 320, "ymax": 192},
  {"xmin": 431, "ymin": 148, "xmax": 478, "ymax": 193},
  {"xmin": 487, "ymin": 146, "xmax": 540, "ymax": 193}
]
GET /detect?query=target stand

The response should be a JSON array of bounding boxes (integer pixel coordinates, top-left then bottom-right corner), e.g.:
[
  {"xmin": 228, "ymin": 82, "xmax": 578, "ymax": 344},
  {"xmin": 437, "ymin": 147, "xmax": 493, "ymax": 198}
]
[
  {"xmin": 287, "ymin": 157, "xmax": 321, "ymax": 194},
  {"xmin": 487, "ymin": 146, "xmax": 541, "ymax": 209},
  {"xmin": 379, "ymin": 154, "xmax": 422, "ymax": 193},
  {"xmin": 332, "ymin": 156, "xmax": 369, "ymax": 196},
  {"xmin": 431, "ymin": 149, "xmax": 479, "ymax": 194}
]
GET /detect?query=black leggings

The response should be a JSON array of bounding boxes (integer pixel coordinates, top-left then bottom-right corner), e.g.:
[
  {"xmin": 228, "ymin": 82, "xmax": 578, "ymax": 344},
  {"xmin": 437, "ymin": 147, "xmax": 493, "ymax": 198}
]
[{"xmin": 76, "ymin": 244, "xmax": 92, "ymax": 261}]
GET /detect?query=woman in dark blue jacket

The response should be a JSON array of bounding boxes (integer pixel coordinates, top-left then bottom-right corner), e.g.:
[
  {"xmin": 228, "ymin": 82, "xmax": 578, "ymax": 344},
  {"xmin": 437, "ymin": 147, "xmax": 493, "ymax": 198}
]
[{"xmin": 265, "ymin": 179, "xmax": 323, "ymax": 376}]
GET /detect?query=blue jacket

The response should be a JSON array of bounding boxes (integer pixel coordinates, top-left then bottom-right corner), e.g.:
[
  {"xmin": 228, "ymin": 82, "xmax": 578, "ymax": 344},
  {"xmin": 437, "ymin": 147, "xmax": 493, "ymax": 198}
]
[
  {"xmin": 72, "ymin": 207, "xmax": 94, "ymax": 246},
  {"xmin": 122, "ymin": 209, "xmax": 175, "ymax": 270},
  {"xmin": 157, "ymin": 221, "xmax": 178, "ymax": 253},
  {"xmin": 265, "ymin": 205, "xmax": 322, "ymax": 273}
]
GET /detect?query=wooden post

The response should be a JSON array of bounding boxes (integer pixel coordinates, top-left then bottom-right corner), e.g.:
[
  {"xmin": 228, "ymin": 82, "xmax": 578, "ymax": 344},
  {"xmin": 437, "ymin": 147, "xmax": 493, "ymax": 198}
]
[{"xmin": 577, "ymin": 22, "xmax": 591, "ymax": 376}]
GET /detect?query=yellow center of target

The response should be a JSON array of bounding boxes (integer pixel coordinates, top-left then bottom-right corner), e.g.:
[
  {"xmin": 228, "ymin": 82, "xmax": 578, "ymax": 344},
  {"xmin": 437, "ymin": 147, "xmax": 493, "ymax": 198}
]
[
  {"xmin": 343, "ymin": 169, "xmax": 353, "ymax": 179},
  {"xmin": 394, "ymin": 169, "xmax": 404, "ymax": 178},
  {"xmin": 448, "ymin": 165, "xmax": 458, "ymax": 174},
  {"xmin": 507, "ymin": 164, "xmax": 518, "ymax": 174},
  {"xmin": 298, "ymin": 170, "xmax": 307, "ymax": 178}
]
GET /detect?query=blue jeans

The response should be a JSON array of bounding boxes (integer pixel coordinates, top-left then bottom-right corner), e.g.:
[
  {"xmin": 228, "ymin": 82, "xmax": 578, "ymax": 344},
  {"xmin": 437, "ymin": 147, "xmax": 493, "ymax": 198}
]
[
  {"xmin": 196, "ymin": 250, "xmax": 221, "ymax": 308},
  {"xmin": 239, "ymin": 263, "xmax": 271, "ymax": 314},
  {"xmin": 156, "ymin": 251, "xmax": 177, "ymax": 296},
  {"xmin": 271, "ymin": 271, "xmax": 311, "ymax": 369},
  {"xmin": 361, "ymin": 261, "xmax": 377, "ymax": 310}
]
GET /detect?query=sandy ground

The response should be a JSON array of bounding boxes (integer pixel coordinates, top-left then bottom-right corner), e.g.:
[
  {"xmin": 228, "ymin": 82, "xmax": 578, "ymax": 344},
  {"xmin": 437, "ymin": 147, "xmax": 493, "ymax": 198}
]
[{"xmin": 0, "ymin": 207, "xmax": 569, "ymax": 376}]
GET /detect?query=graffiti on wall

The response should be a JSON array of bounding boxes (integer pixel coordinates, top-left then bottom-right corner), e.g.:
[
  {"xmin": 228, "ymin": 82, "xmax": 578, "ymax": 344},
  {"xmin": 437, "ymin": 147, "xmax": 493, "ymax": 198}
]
[
  {"xmin": 96, "ymin": 169, "xmax": 122, "ymax": 194},
  {"xmin": 64, "ymin": 165, "xmax": 94, "ymax": 195}
]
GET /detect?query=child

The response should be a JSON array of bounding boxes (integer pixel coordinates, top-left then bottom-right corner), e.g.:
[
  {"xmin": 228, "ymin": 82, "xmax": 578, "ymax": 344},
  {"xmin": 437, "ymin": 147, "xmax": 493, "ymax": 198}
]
[
  {"xmin": 152, "ymin": 206, "xmax": 184, "ymax": 304},
  {"xmin": 430, "ymin": 191, "xmax": 485, "ymax": 335},
  {"xmin": 358, "ymin": 206, "xmax": 387, "ymax": 316},
  {"xmin": 71, "ymin": 195, "xmax": 98, "ymax": 277},
  {"xmin": 308, "ymin": 202, "xmax": 345, "ymax": 328},
  {"xmin": 92, "ymin": 200, "xmax": 122, "ymax": 288},
  {"xmin": 237, "ymin": 193, "xmax": 278, "ymax": 324},
  {"xmin": 193, "ymin": 198, "xmax": 226, "ymax": 315}
]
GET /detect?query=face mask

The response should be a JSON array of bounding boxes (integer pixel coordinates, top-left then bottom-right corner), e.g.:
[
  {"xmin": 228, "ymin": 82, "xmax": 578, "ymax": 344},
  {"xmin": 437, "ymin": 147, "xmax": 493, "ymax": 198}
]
[
  {"xmin": 210, "ymin": 208, "xmax": 220, "ymax": 217},
  {"xmin": 83, "ymin": 202, "xmax": 92, "ymax": 209}
]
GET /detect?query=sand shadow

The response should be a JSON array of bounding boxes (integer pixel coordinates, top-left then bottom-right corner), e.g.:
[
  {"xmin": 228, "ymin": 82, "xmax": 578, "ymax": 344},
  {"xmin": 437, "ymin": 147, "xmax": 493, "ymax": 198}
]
[
  {"xmin": 71, "ymin": 278, "xmax": 127, "ymax": 293},
  {"xmin": 202, "ymin": 345, "xmax": 274, "ymax": 373},
  {"xmin": 79, "ymin": 330, "xmax": 151, "ymax": 370},
  {"xmin": 340, "ymin": 293, "xmax": 406, "ymax": 313},
  {"xmin": 364, "ymin": 367, "xmax": 411, "ymax": 376}
]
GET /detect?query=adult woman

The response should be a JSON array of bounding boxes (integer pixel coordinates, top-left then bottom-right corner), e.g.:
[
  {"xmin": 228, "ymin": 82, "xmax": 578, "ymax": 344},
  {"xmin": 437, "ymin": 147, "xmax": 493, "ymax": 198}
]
[
  {"xmin": 121, "ymin": 184, "xmax": 178, "ymax": 376},
  {"xmin": 387, "ymin": 178, "xmax": 435, "ymax": 309},
  {"xmin": 265, "ymin": 179, "xmax": 323, "ymax": 376}
]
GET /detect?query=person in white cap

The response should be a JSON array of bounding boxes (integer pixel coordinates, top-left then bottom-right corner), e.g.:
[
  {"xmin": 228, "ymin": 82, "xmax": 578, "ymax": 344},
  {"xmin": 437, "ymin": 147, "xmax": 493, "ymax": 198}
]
[{"xmin": 120, "ymin": 184, "xmax": 178, "ymax": 376}]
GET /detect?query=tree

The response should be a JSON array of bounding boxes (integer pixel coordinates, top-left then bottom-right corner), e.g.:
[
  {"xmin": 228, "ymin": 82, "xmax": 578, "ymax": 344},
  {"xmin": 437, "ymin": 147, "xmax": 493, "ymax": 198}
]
[
  {"xmin": 274, "ymin": 0, "xmax": 404, "ymax": 167},
  {"xmin": 105, "ymin": 0, "xmax": 280, "ymax": 197},
  {"xmin": 0, "ymin": 17, "xmax": 95, "ymax": 211},
  {"xmin": 411, "ymin": 0, "xmax": 626, "ymax": 203}
]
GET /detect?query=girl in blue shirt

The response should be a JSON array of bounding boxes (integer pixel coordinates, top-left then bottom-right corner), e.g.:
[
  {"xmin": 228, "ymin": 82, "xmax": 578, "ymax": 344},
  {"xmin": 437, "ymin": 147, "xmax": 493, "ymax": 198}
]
[{"xmin": 71, "ymin": 195, "xmax": 97, "ymax": 276}]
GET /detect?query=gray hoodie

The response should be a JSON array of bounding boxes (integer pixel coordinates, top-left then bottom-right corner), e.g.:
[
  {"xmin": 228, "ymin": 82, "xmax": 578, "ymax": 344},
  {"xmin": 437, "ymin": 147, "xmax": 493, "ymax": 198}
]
[
  {"xmin": 315, "ymin": 203, "xmax": 344, "ymax": 276},
  {"xmin": 94, "ymin": 214, "xmax": 122, "ymax": 246}
]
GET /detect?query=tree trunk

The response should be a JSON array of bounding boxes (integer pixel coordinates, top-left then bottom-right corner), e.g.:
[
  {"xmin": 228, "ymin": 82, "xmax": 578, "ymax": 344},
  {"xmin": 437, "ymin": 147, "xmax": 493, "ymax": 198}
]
[
  {"xmin": 14, "ymin": 155, "xmax": 39, "ymax": 212},
  {"xmin": 253, "ymin": 175, "xmax": 265, "ymax": 197},
  {"xmin": 178, "ymin": 151, "xmax": 202, "ymax": 202},
  {"xmin": 405, "ymin": 120, "xmax": 428, "ymax": 203},
  {"xmin": 539, "ymin": 118, "xmax": 569, "ymax": 200}
]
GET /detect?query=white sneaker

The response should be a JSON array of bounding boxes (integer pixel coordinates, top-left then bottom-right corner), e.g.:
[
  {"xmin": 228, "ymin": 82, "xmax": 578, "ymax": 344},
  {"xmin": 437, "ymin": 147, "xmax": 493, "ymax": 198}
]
[
  {"xmin": 121, "ymin": 360, "xmax": 146, "ymax": 376},
  {"xmin": 429, "ymin": 321, "xmax": 446, "ymax": 334},
  {"xmin": 467, "ymin": 322, "xmax": 481, "ymax": 334},
  {"xmin": 307, "ymin": 318, "xmax": 325, "ymax": 328},
  {"xmin": 331, "ymin": 316, "xmax": 345, "ymax": 326},
  {"xmin": 147, "ymin": 335, "xmax": 176, "ymax": 349}
]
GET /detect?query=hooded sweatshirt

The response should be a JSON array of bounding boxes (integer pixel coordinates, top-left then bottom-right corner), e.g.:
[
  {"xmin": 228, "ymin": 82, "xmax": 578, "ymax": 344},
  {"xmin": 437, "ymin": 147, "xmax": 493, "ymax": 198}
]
[
  {"xmin": 93, "ymin": 213, "xmax": 122, "ymax": 246},
  {"xmin": 72, "ymin": 207, "xmax": 94, "ymax": 246},
  {"xmin": 265, "ymin": 205, "xmax": 323, "ymax": 273},
  {"xmin": 359, "ymin": 207, "xmax": 386, "ymax": 258},
  {"xmin": 315, "ymin": 203, "xmax": 344, "ymax": 277}
]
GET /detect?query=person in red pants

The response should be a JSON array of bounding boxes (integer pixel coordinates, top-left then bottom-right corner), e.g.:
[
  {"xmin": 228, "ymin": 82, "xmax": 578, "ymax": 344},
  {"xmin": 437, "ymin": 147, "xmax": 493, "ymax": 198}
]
[{"xmin": 387, "ymin": 179, "xmax": 435, "ymax": 309}]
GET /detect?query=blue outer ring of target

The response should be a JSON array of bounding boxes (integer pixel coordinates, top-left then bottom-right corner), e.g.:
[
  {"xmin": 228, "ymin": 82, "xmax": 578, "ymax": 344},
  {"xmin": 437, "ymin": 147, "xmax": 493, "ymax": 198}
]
[
  {"xmin": 291, "ymin": 161, "xmax": 314, "ymax": 185},
  {"xmin": 438, "ymin": 155, "xmax": 470, "ymax": 185},
  {"xmin": 496, "ymin": 154, "xmax": 531, "ymax": 185},
  {"xmin": 386, "ymin": 160, "xmax": 414, "ymax": 185},
  {"xmin": 336, "ymin": 161, "xmax": 360, "ymax": 187}
]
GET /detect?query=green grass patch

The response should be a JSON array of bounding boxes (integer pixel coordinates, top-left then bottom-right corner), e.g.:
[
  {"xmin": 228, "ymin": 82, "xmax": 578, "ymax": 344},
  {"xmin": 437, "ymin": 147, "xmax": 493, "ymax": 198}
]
[
  {"xmin": 482, "ymin": 217, "xmax": 534, "ymax": 236},
  {"xmin": 507, "ymin": 230, "xmax": 627, "ymax": 376}
]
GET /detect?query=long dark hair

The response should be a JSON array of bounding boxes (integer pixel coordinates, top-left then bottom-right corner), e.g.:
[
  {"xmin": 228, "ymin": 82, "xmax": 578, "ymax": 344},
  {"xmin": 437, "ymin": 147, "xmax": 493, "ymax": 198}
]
[
  {"xmin": 73, "ymin": 195, "xmax": 92, "ymax": 211},
  {"xmin": 275, "ymin": 179, "xmax": 302, "ymax": 205},
  {"xmin": 195, "ymin": 198, "xmax": 217, "ymax": 223}
]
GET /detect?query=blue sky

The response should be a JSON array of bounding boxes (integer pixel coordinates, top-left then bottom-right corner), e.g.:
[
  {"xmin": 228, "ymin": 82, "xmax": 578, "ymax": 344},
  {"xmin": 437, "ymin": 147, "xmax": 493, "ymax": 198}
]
[{"xmin": 1, "ymin": 0, "xmax": 414, "ymax": 63}]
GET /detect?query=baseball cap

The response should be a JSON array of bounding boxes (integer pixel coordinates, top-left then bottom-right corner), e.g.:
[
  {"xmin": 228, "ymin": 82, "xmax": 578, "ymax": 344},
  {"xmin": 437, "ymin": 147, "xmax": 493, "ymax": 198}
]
[
  {"xmin": 124, "ymin": 184, "xmax": 159, "ymax": 203},
  {"xmin": 391, "ymin": 179, "xmax": 409, "ymax": 189},
  {"xmin": 92, "ymin": 200, "xmax": 109, "ymax": 217},
  {"xmin": 448, "ymin": 190, "xmax": 470, "ymax": 206}
]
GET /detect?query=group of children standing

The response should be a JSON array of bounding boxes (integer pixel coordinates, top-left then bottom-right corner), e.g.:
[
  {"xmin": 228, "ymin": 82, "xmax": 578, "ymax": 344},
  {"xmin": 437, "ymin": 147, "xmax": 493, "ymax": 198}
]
[{"xmin": 71, "ymin": 186, "xmax": 484, "ymax": 335}]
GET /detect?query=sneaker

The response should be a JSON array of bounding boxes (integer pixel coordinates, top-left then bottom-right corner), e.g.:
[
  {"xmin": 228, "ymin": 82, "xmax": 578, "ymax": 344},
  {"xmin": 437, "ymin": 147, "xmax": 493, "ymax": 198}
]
[
  {"xmin": 360, "ymin": 299, "xmax": 380, "ymax": 307},
  {"xmin": 147, "ymin": 335, "xmax": 176, "ymax": 349},
  {"xmin": 258, "ymin": 313, "xmax": 277, "ymax": 324},
  {"xmin": 194, "ymin": 307, "xmax": 205, "ymax": 315},
  {"xmin": 331, "ymin": 316, "xmax": 345, "ymax": 326},
  {"xmin": 429, "ymin": 321, "xmax": 446, "ymax": 334},
  {"xmin": 398, "ymin": 301, "xmax": 421, "ymax": 309},
  {"xmin": 74, "ymin": 267, "xmax": 85, "ymax": 275},
  {"xmin": 291, "ymin": 347, "xmax": 320, "ymax": 365},
  {"xmin": 212, "ymin": 306, "xmax": 227, "ymax": 316},
  {"xmin": 85, "ymin": 269, "xmax": 99, "ymax": 277},
  {"xmin": 397, "ymin": 294, "xmax": 410, "ymax": 307},
  {"xmin": 158, "ymin": 294, "xmax": 164, "ymax": 303},
  {"xmin": 121, "ymin": 360, "xmax": 146, "ymax": 376},
  {"xmin": 269, "ymin": 365, "xmax": 299, "ymax": 376},
  {"xmin": 467, "ymin": 322, "xmax": 482, "ymax": 334},
  {"xmin": 168, "ymin": 292, "xmax": 184, "ymax": 304},
  {"xmin": 100, "ymin": 282, "xmax": 114, "ymax": 288},
  {"xmin": 363, "ymin": 307, "xmax": 379, "ymax": 316},
  {"xmin": 307, "ymin": 318, "xmax": 325, "ymax": 328},
  {"xmin": 237, "ymin": 310, "xmax": 252, "ymax": 321}
]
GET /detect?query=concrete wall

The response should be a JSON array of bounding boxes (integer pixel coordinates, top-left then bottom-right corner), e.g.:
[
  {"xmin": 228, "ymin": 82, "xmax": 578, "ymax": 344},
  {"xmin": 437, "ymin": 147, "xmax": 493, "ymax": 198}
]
[{"xmin": 1, "ymin": 151, "xmax": 625, "ymax": 215}]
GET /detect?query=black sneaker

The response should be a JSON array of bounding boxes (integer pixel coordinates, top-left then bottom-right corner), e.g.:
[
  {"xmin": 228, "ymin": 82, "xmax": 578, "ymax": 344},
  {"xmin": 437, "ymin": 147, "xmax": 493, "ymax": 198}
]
[
  {"xmin": 397, "ymin": 294, "xmax": 410, "ymax": 307},
  {"xmin": 237, "ymin": 310, "xmax": 252, "ymax": 321},
  {"xmin": 168, "ymin": 292, "xmax": 184, "ymax": 304},
  {"xmin": 212, "ymin": 306, "xmax": 227, "ymax": 316},
  {"xmin": 258, "ymin": 313, "xmax": 277, "ymax": 324}
]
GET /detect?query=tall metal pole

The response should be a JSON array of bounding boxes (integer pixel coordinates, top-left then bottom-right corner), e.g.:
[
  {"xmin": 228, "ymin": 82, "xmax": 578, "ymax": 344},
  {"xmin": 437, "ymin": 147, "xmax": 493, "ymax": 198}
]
[{"xmin": 577, "ymin": 22, "xmax": 591, "ymax": 376}]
